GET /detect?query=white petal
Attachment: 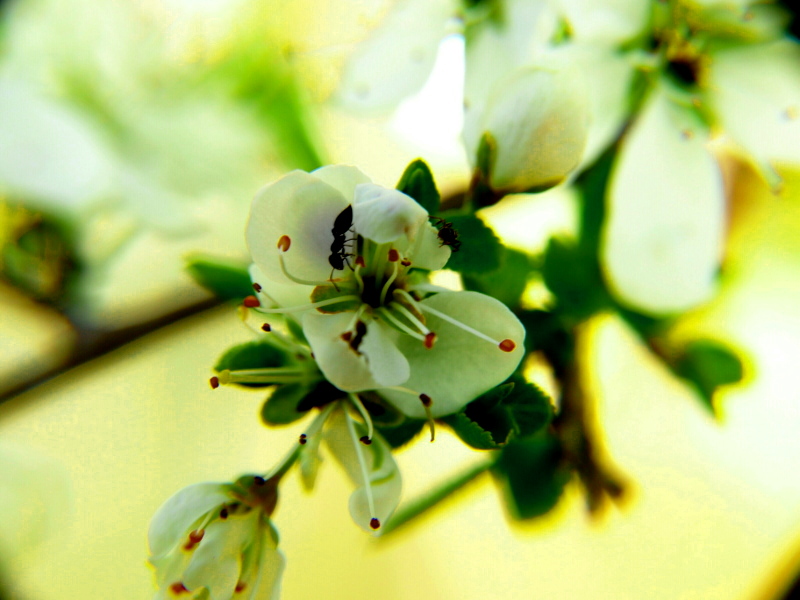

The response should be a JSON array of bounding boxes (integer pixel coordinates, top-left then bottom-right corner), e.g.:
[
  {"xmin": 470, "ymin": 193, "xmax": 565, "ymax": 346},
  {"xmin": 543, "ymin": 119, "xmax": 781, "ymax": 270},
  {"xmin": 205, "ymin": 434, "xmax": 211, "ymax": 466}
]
[
  {"xmin": 379, "ymin": 291, "xmax": 525, "ymax": 418},
  {"xmin": 246, "ymin": 170, "xmax": 350, "ymax": 285},
  {"xmin": 708, "ymin": 40, "xmax": 800, "ymax": 178},
  {"xmin": 353, "ymin": 183, "xmax": 428, "ymax": 243},
  {"xmin": 408, "ymin": 221, "xmax": 451, "ymax": 271},
  {"xmin": 183, "ymin": 512, "xmax": 258, "ymax": 600},
  {"xmin": 245, "ymin": 538, "xmax": 285, "ymax": 600},
  {"xmin": 249, "ymin": 264, "xmax": 312, "ymax": 310},
  {"xmin": 148, "ymin": 483, "xmax": 230, "ymax": 559},
  {"xmin": 469, "ymin": 58, "xmax": 590, "ymax": 192},
  {"xmin": 555, "ymin": 0, "xmax": 650, "ymax": 43},
  {"xmin": 311, "ymin": 164, "xmax": 372, "ymax": 201},
  {"xmin": 302, "ymin": 312, "xmax": 410, "ymax": 391},
  {"xmin": 337, "ymin": 0, "xmax": 455, "ymax": 111},
  {"xmin": 324, "ymin": 409, "xmax": 402, "ymax": 533},
  {"xmin": 602, "ymin": 85, "xmax": 725, "ymax": 316}
]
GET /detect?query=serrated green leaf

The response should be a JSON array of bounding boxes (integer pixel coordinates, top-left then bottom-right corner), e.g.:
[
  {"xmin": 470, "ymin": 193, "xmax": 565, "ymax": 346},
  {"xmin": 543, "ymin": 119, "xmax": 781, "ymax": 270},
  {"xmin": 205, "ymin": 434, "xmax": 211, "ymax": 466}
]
[
  {"xmin": 503, "ymin": 378, "xmax": 553, "ymax": 437},
  {"xmin": 443, "ymin": 412, "xmax": 503, "ymax": 449},
  {"xmin": 674, "ymin": 339, "xmax": 744, "ymax": 414},
  {"xmin": 462, "ymin": 247, "xmax": 532, "ymax": 306},
  {"xmin": 492, "ymin": 432, "xmax": 570, "ymax": 520},
  {"xmin": 214, "ymin": 341, "xmax": 289, "ymax": 388},
  {"xmin": 261, "ymin": 384, "xmax": 313, "ymax": 425},
  {"xmin": 396, "ymin": 159, "xmax": 440, "ymax": 214},
  {"xmin": 375, "ymin": 419, "xmax": 427, "ymax": 449},
  {"xmin": 438, "ymin": 213, "xmax": 504, "ymax": 273},
  {"xmin": 185, "ymin": 254, "xmax": 253, "ymax": 300}
]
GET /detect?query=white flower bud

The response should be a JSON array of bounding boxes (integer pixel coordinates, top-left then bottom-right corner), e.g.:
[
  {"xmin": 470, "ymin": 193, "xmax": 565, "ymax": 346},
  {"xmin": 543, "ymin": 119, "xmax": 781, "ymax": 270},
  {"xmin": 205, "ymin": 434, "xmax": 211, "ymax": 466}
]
[{"xmin": 465, "ymin": 60, "xmax": 590, "ymax": 193}]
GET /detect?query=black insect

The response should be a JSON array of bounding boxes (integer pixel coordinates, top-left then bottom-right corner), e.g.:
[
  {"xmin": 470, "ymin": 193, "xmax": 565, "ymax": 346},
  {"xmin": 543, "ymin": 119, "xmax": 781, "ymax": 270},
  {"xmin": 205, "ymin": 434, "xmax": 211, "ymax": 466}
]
[
  {"xmin": 429, "ymin": 216, "xmax": 461, "ymax": 252},
  {"xmin": 329, "ymin": 205, "xmax": 356, "ymax": 287}
]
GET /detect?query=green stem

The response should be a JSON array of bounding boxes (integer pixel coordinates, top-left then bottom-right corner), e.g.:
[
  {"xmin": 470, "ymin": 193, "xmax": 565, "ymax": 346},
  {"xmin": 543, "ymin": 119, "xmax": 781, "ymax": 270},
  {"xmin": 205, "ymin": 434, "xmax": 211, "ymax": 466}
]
[{"xmin": 380, "ymin": 456, "xmax": 496, "ymax": 536}]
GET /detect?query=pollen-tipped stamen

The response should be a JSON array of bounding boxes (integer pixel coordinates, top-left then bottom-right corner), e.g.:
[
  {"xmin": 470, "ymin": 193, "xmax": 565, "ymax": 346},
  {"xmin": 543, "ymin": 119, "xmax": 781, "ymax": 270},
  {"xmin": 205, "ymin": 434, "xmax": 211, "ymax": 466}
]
[
  {"xmin": 388, "ymin": 301, "xmax": 430, "ymax": 335},
  {"xmin": 277, "ymin": 236, "xmax": 345, "ymax": 287},
  {"xmin": 419, "ymin": 394, "xmax": 436, "ymax": 442},
  {"xmin": 253, "ymin": 295, "xmax": 361, "ymax": 314},
  {"xmin": 418, "ymin": 303, "xmax": 517, "ymax": 352},
  {"xmin": 379, "ymin": 253, "xmax": 401, "ymax": 306},
  {"xmin": 344, "ymin": 407, "xmax": 378, "ymax": 530},
  {"xmin": 349, "ymin": 393, "xmax": 374, "ymax": 443},
  {"xmin": 218, "ymin": 368, "xmax": 320, "ymax": 385},
  {"xmin": 376, "ymin": 307, "xmax": 426, "ymax": 341}
]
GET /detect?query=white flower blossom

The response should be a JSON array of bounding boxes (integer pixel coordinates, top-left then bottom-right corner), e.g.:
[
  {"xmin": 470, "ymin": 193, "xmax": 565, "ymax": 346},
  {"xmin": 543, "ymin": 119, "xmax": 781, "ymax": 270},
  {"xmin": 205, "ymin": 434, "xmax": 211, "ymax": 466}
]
[
  {"xmin": 148, "ymin": 478, "xmax": 284, "ymax": 600},
  {"xmin": 244, "ymin": 165, "xmax": 525, "ymax": 420}
]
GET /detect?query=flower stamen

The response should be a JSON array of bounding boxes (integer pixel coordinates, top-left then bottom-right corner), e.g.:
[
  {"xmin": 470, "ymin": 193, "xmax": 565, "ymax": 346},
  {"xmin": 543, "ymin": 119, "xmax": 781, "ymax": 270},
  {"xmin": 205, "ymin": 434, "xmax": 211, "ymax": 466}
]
[
  {"xmin": 376, "ymin": 307, "xmax": 426, "ymax": 341},
  {"xmin": 418, "ymin": 303, "xmax": 517, "ymax": 352},
  {"xmin": 254, "ymin": 295, "xmax": 361, "ymax": 314},
  {"xmin": 277, "ymin": 235, "xmax": 343, "ymax": 287},
  {"xmin": 344, "ymin": 407, "xmax": 378, "ymax": 530},
  {"xmin": 217, "ymin": 368, "xmax": 321, "ymax": 385},
  {"xmin": 419, "ymin": 393, "xmax": 436, "ymax": 442},
  {"xmin": 349, "ymin": 393, "xmax": 374, "ymax": 443},
  {"xmin": 379, "ymin": 255, "xmax": 400, "ymax": 306}
]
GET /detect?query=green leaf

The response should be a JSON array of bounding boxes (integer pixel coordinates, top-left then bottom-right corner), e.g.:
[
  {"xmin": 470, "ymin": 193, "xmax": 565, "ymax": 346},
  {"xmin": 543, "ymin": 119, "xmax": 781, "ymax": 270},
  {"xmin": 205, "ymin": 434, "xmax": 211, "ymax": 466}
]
[
  {"xmin": 492, "ymin": 432, "xmax": 570, "ymax": 520},
  {"xmin": 542, "ymin": 236, "xmax": 607, "ymax": 318},
  {"xmin": 214, "ymin": 341, "xmax": 288, "ymax": 388},
  {"xmin": 674, "ymin": 340, "xmax": 744, "ymax": 414},
  {"xmin": 375, "ymin": 419, "xmax": 427, "ymax": 449},
  {"xmin": 444, "ymin": 412, "xmax": 504, "ymax": 449},
  {"xmin": 438, "ymin": 213, "xmax": 504, "ymax": 273},
  {"xmin": 503, "ymin": 378, "xmax": 554, "ymax": 437},
  {"xmin": 462, "ymin": 247, "xmax": 532, "ymax": 306},
  {"xmin": 396, "ymin": 159, "xmax": 440, "ymax": 214},
  {"xmin": 261, "ymin": 384, "xmax": 313, "ymax": 425},
  {"xmin": 185, "ymin": 254, "xmax": 253, "ymax": 300}
]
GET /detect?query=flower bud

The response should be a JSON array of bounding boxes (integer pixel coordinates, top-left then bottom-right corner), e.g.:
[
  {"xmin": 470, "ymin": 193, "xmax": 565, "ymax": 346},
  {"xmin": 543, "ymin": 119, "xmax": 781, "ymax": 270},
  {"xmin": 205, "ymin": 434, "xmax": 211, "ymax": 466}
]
[{"xmin": 465, "ymin": 60, "xmax": 590, "ymax": 193}]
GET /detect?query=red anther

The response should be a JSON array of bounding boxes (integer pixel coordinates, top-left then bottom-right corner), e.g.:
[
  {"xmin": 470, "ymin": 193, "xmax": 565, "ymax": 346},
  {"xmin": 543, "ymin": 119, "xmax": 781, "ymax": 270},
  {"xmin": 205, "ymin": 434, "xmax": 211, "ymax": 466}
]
[
  {"xmin": 419, "ymin": 393, "xmax": 432, "ymax": 407},
  {"xmin": 355, "ymin": 255, "xmax": 366, "ymax": 268},
  {"xmin": 235, "ymin": 582, "xmax": 247, "ymax": 593},
  {"xmin": 209, "ymin": 376, "xmax": 220, "ymax": 389},
  {"xmin": 170, "ymin": 582, "xmax": 189, "ymax": 595},
  {"xmin": 243, "ymin": 295, "xmax": 260, "ymax": 308},
  {"xmin": 299, "ymin": 434, "xmax": 308, "ymax": 445},
  {"xmin": 401, "ymin": 259, "xmax": 411, "ymax": 267},
  {"xmin": 388, "ymin": 248, "xmax": 400, "ymax": 262},
  {"xmin": 370, "ymin": 518, "xmax": 381, "ymax": 530},
  {"xmin": 499, "ymin": 339, "xmax": 516, "ymax": 353},
  {"xmin": 359, "ymin": 435, "xmax": 372, "ymax": 445},
  {"xmin": 183, "ymin": 529, "xmax": 205, "ymax": 550},
  {"xmin": 340, "ymin": 331, "xmax": 353, "ymax": 342},
  {"xmin": 261, "ymin": 323, "xmax": 272, "ymax": 332},
  {"xmin": 277, "ymin": 235, "xmax": 291, "ymax": 252},
  {"xmin": 220, "ymin": 507, "xmax": 229, "ymax": 519},
  {"xmin": 424, "ymin": 332, "xmax": 437, "ymax": 349},
  {"xmin": 252, "ymin": 283, "xmax": 262, "ymax": 292}
]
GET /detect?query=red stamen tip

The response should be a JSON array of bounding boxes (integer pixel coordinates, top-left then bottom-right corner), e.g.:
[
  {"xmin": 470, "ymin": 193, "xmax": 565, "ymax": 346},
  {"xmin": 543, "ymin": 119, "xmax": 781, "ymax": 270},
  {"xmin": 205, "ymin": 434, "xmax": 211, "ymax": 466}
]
[
  {"xmin": 499, "ymin": 339, "xmax": 516, "ymax": 353},
  {"xmin": 243, "ymin": 295, "xmax": 260, "ymax": 308},
  {"xmin": 419, "ymin": 393, "xmax": 432, "ymax": 407},
  {"xmin": 277, "ymin": 235, "xmax": 291, "ymax": 252},
  {"xmin": 235, "ymin": 582, "xmax": 247, "ymax": 593},
  {"xmin": 209, "ymin": 376, "xmax": 220, "ymax": 389},
  {"xmin": 183, "ymin": 529, "xmax": 205, "ymax": 550},
  {"xmin": 340, "ymin": 331, "xmax": 353, "ymax": 342},
  {"xmin": 370, "ymin": 518, "xmax": 381, "ymax": 530},
  {"xmin": 261, "ymin": 323, "xmax": 272, "ymax": 332},
  {"xmin": 170, "ymin": 582, "xmax": 189, "ymax": 594},
  {"xmin": 359, "ymin": 435, "xmax": 372, "ymax": 445},
  {"xmin": 252, "ymin": 282, "xmax": 262, "ymax": 292},
  {"xmin": 424, "ymin": 332, "xmax": 437, "ymax": 349},
  {"xmin": 401, "ymin": 258, "xmax": 411, "ymax": 267},
  {"xmin": 388, "ymin": 249, "xmax": 399, "ymax": 262},
  {"xmin": 299, "ymin": 434, "xmax": 308, "ymax": 445},
  {"xmin": 355, "ymin": 255, "xmax": 366, "ymax": 268},
  {"xmin": 220, "ymin": 507, "xmax": 229, "ymax": 519}
]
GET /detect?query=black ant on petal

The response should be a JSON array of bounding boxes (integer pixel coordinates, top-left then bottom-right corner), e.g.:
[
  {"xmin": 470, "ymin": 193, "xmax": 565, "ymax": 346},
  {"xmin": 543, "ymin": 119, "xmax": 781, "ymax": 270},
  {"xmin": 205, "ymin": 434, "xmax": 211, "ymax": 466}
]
[
  {"xmin": 429, "ymin": 216, "xmax": 461, "ymax": 252},
  {"xmin": 329, "ymin": 205, "xmax": 357, "ymax": 288}
]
